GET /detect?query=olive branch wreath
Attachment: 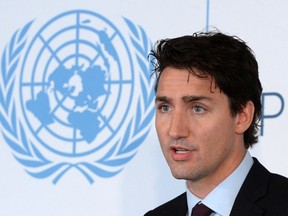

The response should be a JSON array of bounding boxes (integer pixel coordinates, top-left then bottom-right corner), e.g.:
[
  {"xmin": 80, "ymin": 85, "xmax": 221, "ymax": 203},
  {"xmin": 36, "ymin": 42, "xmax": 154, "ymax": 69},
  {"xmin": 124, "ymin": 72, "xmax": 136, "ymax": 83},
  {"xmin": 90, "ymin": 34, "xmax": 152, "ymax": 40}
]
[{"xmin": 0, "ymin": 17, "xmax": 155, "ymax": 184}]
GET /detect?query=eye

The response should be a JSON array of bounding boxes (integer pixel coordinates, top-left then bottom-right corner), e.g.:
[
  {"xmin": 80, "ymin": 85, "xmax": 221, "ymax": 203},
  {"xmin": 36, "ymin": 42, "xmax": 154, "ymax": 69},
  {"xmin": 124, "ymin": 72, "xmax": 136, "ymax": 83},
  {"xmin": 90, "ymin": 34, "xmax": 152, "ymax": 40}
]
[
  {"xmin": 159, "ymin": 105, "xmax": 170, "ymax": 113},
  {"xmin": 192, "ymin": 105, "xmax": 205, "ymax": 113}
]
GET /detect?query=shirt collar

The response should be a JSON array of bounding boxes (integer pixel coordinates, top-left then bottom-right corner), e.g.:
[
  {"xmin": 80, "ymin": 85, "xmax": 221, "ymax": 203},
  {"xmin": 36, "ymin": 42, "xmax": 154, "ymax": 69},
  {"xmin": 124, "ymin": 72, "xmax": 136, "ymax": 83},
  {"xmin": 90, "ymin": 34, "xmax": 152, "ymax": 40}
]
[{"xmin": 186, "ymin": 151, "xmax": 253, "ymax": 216}]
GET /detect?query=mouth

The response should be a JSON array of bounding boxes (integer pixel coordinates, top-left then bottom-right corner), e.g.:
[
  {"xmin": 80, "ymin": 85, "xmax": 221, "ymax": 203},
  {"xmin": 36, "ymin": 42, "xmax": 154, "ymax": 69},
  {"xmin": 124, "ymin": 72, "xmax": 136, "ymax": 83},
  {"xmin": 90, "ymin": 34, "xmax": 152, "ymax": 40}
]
[
  {"xmin": 170, "ymin": 146, "xmax": 193, "ymax": 160},
  {"xmin": 174, "ymin": 148, "xmax": 189, "ymax": 154}
]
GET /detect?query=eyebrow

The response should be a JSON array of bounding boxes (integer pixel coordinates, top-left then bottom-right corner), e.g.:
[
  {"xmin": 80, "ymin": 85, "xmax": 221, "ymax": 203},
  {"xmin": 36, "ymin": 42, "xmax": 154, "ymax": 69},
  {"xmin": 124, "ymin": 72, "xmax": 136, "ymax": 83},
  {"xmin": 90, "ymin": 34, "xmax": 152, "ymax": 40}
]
[
  {"xmin": 155, "ymin": 96, "xmax": 169, "ymax": 103},
  {"xmin": 182, "ymin": 95, "xmax": 212, "ymax": 103},
  {"xmin": 155, "ymin": 95, "xmax": 212, "ymax": 103}
]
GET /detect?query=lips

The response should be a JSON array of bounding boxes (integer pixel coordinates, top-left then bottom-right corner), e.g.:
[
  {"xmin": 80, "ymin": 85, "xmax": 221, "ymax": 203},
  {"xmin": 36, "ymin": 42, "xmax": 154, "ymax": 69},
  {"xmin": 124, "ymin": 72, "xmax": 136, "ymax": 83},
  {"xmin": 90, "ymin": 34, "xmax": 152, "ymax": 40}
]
[
  {"xmin": 170, "ymin": 146, "xmax": 193, "ymax": 160},
  {"xmin": 175, "ymin": 148, "xmax": 189, "ymax": 154}
]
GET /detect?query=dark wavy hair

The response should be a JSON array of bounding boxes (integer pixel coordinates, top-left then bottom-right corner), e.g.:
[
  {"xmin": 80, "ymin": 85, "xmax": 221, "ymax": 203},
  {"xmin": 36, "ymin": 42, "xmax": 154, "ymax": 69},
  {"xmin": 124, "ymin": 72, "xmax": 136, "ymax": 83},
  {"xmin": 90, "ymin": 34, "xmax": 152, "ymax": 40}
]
[{"xmin": 149, "ymin": 31, "xmax": 263, "ymax": 148}]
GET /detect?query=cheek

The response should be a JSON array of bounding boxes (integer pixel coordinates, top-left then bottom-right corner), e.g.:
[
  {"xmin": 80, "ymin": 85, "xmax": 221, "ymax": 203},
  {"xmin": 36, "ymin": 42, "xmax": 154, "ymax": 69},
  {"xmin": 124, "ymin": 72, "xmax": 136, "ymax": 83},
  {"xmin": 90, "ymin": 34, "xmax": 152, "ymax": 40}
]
[
  {"xmin": 155, "ymin": 115, "xmax": 169, "ymax": 138},
  {"xmin": 196, "ymin": 122, "xmax": 226, "ymax": 149},
  {"xmin": 155, "ymin": 120, "xmax": 162, "ymax": 140},
  {"xmin": 200, "ymin": 120, "xmax": 236, "ymax": 153},
  {"xmin": 155, "ymin": 120, "xmax": 167, "ymax": 148}
]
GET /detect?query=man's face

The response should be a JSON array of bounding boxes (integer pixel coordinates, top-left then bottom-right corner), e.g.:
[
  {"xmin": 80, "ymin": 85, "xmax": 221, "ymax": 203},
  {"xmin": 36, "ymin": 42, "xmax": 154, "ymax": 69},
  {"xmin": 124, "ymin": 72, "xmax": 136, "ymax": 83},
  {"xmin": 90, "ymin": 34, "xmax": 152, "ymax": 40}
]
[{"xmin": 155, "ymin": 67, "xmax": 247, "ymax": 188}]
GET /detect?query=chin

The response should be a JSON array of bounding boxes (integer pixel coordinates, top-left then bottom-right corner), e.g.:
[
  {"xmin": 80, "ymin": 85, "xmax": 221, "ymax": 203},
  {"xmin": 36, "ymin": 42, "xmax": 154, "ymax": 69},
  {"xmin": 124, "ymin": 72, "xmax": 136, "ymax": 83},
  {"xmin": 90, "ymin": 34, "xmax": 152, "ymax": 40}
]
[{"xmin": 170, "ymin": 170, "xmax": 188, "ymax": 180}]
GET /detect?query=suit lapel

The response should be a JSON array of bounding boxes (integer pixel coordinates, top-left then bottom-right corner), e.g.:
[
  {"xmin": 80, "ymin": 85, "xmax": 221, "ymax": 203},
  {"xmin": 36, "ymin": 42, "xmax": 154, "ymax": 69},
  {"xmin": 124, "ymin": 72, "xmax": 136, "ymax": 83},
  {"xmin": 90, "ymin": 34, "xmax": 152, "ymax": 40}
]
[
  {"xmin": 230, "ymin": 158, "xmax": 269, "ymax": 216},
  {"xmin": 144, "ymin": 193, "xmax": 187, "ymax": 216},
  {"xmin": 166, "ymin": 193, "xmax": 188, "ymax": 216}
]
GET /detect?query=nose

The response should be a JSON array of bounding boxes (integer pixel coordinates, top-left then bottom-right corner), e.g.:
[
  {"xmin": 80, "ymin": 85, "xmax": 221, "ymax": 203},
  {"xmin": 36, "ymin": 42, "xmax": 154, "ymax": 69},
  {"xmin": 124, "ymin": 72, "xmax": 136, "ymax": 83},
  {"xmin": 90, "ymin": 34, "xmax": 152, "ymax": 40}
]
[{"xmin": 168, "ymin": 110, "xmax": 189, "ymax": 139}]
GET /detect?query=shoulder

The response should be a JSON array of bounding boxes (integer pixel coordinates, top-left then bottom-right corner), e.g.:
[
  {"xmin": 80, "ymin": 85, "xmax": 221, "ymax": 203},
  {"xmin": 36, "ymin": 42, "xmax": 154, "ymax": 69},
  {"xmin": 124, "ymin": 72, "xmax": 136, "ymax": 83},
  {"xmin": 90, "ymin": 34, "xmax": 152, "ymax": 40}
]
[
  {"xmin": 252, "ymin": 157, "xmax": 288, "ymax": 184},
  {"xmin": 259, "ymin": 172, "xmax": 288, "ymax": 214},
  {"xmin": 267, "ymin": 172, "xmax": 288, "ymax": 194},
  {"xmin": 249, "ymin": 158, "xmax": 288, "ymax": 190},
  {"xmin": 144, "ymin": 193, "xmax": 187, "ymax": 216},
  {"xmin": 231, "ymin": 158, "xmax": 288, "ymax": 215},
  {"xmin": 247, "ymin": 158, "xmax": 288, "ymax": 212}
]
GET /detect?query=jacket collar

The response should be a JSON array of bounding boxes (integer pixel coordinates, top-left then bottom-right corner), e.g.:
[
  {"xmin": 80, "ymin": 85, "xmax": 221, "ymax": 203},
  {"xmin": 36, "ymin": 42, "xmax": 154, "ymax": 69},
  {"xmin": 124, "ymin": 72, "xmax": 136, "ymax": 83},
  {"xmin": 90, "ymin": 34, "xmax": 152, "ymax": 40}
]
[
  {"xmin": 164, "ymin": 193, "xmax": 188, "ymax": 216},
  {"xmin": 230, "ymin": 158, "xmax": 269, "ymax": 216}
]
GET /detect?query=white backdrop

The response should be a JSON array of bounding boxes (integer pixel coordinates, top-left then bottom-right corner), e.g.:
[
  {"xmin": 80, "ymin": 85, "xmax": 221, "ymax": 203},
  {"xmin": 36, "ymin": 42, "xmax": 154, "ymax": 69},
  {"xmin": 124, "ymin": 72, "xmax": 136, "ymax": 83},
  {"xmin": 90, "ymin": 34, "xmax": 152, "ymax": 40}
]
[{"xmin": 0, "ymin": 1, "xmax": 288, "ymax": 216}]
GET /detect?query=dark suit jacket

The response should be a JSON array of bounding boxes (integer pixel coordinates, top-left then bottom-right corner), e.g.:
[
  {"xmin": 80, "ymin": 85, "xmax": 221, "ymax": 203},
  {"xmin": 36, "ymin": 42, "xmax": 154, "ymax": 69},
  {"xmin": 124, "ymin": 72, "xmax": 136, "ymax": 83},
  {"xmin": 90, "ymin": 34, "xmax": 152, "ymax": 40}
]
[{"xmin": 144, "ymin": 158, "xmax": 288, "ymax": 216}]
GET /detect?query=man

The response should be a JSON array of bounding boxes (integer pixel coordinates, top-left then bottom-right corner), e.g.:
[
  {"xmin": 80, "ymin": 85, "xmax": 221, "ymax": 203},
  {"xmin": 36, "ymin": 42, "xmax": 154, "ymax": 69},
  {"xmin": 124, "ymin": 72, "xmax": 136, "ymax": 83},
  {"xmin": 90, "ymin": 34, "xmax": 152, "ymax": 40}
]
[{"xmin": 144, "ymin": 31, "xmax": 288, "ymax": 216}]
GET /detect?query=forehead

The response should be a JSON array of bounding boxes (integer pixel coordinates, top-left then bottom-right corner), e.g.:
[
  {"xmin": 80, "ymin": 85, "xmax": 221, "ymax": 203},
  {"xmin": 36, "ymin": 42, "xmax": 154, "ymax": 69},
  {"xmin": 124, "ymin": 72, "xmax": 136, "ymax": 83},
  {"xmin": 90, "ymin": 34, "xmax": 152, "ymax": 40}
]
[
  {"xmin": 156, "ymin": 67, "xmax": 231, "ymax": 109},
  {"xmin": 157, "ymin": 67, "xmax": 216, "ymax": 94}
]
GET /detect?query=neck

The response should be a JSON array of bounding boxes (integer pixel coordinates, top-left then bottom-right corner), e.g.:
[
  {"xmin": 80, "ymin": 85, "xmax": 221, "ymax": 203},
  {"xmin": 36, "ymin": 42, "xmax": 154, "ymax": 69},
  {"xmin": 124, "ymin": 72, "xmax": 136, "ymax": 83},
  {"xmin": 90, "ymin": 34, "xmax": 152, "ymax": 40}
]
[{"xmin": 187, "ymin": 149, "xmax": 247, "ymax": 199}]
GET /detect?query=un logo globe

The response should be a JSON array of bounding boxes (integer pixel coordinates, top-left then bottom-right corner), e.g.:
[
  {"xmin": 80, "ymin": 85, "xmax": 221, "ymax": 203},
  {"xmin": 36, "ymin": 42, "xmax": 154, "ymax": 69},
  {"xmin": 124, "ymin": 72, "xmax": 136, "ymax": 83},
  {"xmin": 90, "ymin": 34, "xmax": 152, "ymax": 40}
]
[
  {"xmin": 20, "ymin": 10, "xmax": 134, "ymax": 157},
  {"xmin": 1, "ymin": 9, "xmax": 153, "ymax": 183}
]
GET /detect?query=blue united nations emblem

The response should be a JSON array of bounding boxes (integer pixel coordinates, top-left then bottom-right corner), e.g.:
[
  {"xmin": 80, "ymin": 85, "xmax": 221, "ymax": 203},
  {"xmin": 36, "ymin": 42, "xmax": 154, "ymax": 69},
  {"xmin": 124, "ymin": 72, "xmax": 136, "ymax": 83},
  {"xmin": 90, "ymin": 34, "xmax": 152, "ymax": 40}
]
[{"xmin": 0, "ymin": 10, "xmax": 154, "ymax": 184}]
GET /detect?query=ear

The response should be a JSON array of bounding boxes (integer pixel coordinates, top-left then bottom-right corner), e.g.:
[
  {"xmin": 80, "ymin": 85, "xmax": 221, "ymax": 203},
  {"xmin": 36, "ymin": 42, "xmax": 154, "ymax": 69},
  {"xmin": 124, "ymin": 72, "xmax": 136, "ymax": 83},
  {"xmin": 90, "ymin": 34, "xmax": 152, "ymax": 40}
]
[{"xmin": 235, "ymin": 101, "xmax": 255, "ymax": 134}]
